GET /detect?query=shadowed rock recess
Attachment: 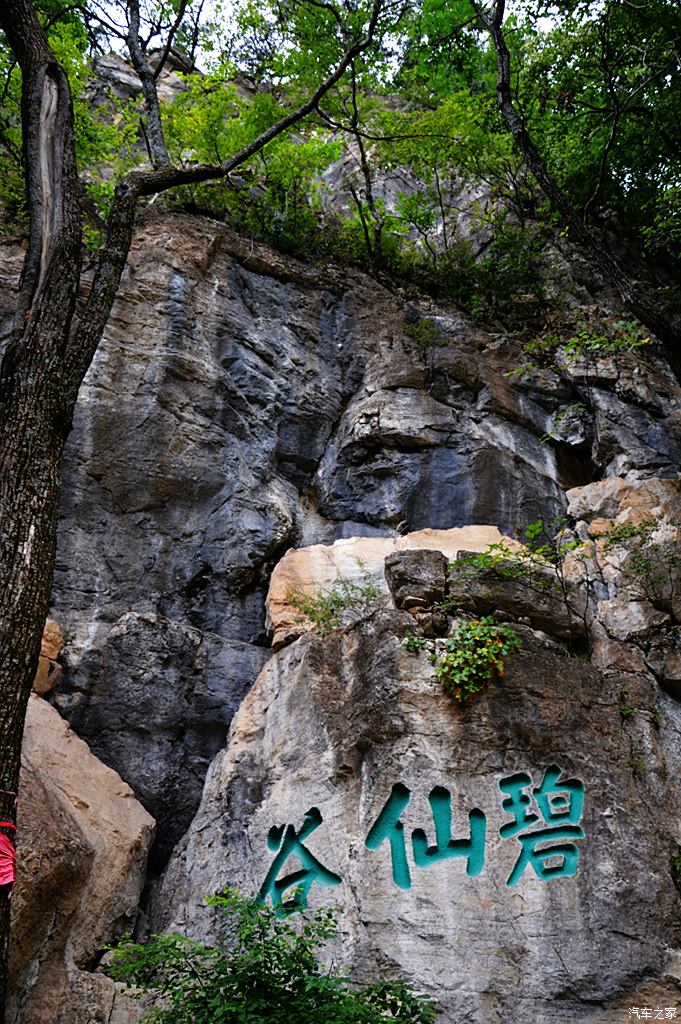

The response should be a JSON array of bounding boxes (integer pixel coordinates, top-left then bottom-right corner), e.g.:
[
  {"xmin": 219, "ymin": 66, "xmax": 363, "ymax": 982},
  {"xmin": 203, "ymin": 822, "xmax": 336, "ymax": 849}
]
[{"xmin": 3, "ymin": 210, "xmax": 681, "ymax": 1022}]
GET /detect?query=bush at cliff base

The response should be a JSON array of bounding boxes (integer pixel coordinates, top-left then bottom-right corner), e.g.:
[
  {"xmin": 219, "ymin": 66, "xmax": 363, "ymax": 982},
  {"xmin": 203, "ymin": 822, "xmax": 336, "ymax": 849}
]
[{"xmin": 108, "ymin": 888, "xmax": 437, "ymax": 1023}]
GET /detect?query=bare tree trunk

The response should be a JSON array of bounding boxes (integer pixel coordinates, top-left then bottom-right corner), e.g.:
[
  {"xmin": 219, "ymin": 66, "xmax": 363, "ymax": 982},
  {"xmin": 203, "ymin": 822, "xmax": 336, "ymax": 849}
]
[
  {"xmin": 471, "ymin": 0, "xmax": 681, "ymax": 384},
  {"xmin": 0, "ymin": 1, "xmax": 82, "ymax": 1012}
]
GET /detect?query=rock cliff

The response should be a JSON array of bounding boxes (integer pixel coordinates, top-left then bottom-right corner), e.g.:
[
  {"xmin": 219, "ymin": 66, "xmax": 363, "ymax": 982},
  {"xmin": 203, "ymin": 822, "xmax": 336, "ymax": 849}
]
[
  {"xmin": 7, "ymin": 697, "xmax": 154, "ymax": 1024},
  {"xmin": 155, "ymin": 597, "xmax": 681, "ymax": 1023},
  {"xmin": 3, "ymin": 208, "xmax": 681, "ymax": 1022},
  {"xmin": 39, "ymin": 212, "xmax": 680, "ymax": 865}
]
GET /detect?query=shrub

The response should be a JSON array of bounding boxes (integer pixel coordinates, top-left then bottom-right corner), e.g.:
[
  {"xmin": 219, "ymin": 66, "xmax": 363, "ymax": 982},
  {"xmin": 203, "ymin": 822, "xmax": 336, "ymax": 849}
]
[
  {"xmin": 403, "ymin": 317, "xmax": 448, "ymax": 349},
  {"xmin": 402, "ymin": 633, "xmax": 428, "ymax": 653},
  {"xmin": 603, "ymin": 516, "xmax": 681, "ymax": 612},
  {"xmin": 447, "ymin": 517, "xmax": 589, "ymax": 649},
  {"xmin": 431, "ymin": 617, "xmax": 521, "ymax": 703},
  {"xmin": 288, "ymin": 575, "xmax": 380, "ymax": 634},
  {"xmin": 506, "ymin": 318, "xmax": 650, "ymax": 381},
  {"xmin": 108, "ymin": 889, "xmax": 437, "ymax": 1024}
]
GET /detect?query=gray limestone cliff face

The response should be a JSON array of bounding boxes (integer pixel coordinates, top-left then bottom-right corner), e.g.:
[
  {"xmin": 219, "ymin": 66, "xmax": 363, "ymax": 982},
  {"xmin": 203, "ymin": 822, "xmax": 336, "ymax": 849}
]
[
  {"xmin": 9, "ymin": 211, "xmax": 669, "ymax": 864},
  {"xmin": 154, "ymin": 603, "xmax": 681, "ymax": 1023},
  {"xmin": 2, "ymin": 207, "xmax": 679, "ymax": 877},
  {"xmin": 3, "ymin": 202, "xmax": 681, "ymax": 1023}
]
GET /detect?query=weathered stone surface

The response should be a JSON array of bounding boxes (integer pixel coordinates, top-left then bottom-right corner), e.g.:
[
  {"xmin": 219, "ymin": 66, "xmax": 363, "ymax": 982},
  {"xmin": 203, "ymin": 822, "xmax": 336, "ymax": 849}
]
[
  {"xmin": 0, "ymin": 211, "xmax": 668, "ymax": 879},
  {"xmin": 4, "ymin": 210, "xmax": 681, "ymax": 1018},
  {"xmin": 589, "ymin": 390, "xmax": 681, "ymax": 478},
  {"xmin": 266, "ymin": 525, "xmax": 516, "ymax": 648},
  {"xmin": 589, "ymin": 621, "xmax": 650, "ymax": 674},
  {"xmin": 32, "ymin": 619, "xmax": 64, "ymax": 695},
  {"xmin": 448, "ymin": 553, "xmax": 587, "ymax": 640},
  {"xmin": 45, "ymin": 213, "xmax": 609, "ymax": 669},
  {"xmin": 646, "ymin": 630, "xmax": 681, "ymax": 699},
  {"xmin": 571, "ymin": 966, "xmax": 681, "ymax": 1024},
  {"xmin": 154, "ymin": 609, "xmax": 681, "ymax": 1023},
  {"xmin": 586, "ymin": 516, "xmax": 613, "ymax": 537},
  {"xmin": 52, "ymin": 612, "xmax": 268, "ymax": 868},
  {"xmin": 598, "ymin": 597, "xmax": 669, "ymax": 641},
  {"xmin": 384, "ymin": 549, "xmax": 448, "ymax": 610},
  {"xmin": 87, "ymin": 52, "xmax": 186, "ymax": 107},
  {"xmin": 567, "ymin": 477, "xmax": 681, "ymax": 523},
  {"xmin": 8, "ymin": 696, "xmax": 154, "ymax": 1024}
]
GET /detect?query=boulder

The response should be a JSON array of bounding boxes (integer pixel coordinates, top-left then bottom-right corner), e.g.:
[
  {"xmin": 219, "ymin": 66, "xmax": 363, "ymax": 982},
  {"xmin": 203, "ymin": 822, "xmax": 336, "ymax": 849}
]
[
  {"xmin": 7, "ymin": 696, "xmax": 154, "ymax": 1024},
  {"xmin": 589, "ymin": 621, "xmax": 649, "ymax": 674},
  {"xmin": 154, "ymin": 609, "xmax": 681, "ymax": 1024},
  {"xmin": 567, "ymin": 477, "xmax": 681, "ymax": 523},
  {"xmin": 32, "ymin": 619, "xmax": 64, "ymax": 696},
  {"xmin": 598, "ymin": 597, "xmax": 669, "ymax": 641},
  {"xmin": 384, "ymin": 549, "xmax": 448, "ymax": 610},
  {"xmin": 448, "ymin": 552, "xmax": 587, "ymax": 640},
  {"xmin": 646, "ymin": 630, "xmax": 681, "ymax": 699},
  {"xmin": 266, "ymin": 525, "xmax": 517, "ymax": 648}
]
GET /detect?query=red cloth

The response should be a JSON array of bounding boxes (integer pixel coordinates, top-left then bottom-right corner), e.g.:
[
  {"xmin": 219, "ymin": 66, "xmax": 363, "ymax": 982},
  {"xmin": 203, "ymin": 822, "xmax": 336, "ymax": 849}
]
[{"xmin": 0, "ymin": 833, "xmax": 15, "ymax": 887}]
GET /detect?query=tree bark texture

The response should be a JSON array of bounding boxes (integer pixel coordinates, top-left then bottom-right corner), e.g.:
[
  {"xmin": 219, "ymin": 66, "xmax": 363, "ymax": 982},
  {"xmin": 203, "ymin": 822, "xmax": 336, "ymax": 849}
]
[
  {"xmin": 471, "ymin": 0, "xmax": 681, "ymax": 385},
  {"xmin": 0, "ymin": 2, "xmax": 82, "ymax": 1016}
]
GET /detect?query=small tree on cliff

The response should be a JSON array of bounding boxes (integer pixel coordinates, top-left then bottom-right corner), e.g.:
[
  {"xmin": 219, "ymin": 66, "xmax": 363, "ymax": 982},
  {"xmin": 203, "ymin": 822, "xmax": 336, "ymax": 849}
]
[
  {"xmin": 467, "ymin": 0, "xmax": 681, "ymax": 379},
  {"xmin": 0, "ymin": 0, "xmax": 395, "ymax": 1014}
]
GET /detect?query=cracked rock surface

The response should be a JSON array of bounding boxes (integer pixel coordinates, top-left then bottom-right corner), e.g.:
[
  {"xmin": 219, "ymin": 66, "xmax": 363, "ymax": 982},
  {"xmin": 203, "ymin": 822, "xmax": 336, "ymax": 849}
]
[
  {"xmin": 155, "ymin": 601, "xmax": 681, "ymax": 1024},
  {"xmin": 4, "ymin": 209, "xmax": 681, "ymax": 1023},
  {"xmin": 5, "ymin": 212, "xmax": 671, "ymax": 863}
]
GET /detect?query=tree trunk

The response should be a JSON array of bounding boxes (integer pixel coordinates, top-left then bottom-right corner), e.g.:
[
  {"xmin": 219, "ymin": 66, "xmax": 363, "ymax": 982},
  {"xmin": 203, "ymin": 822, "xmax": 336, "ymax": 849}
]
[{"xmin": 0, "ymin": 2, "xmax": 82, "ymax": 1016}]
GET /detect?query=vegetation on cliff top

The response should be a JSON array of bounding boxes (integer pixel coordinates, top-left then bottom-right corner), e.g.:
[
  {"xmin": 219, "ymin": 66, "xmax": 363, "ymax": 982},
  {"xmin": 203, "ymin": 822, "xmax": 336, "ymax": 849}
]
[{"xmin": 1, "ymin": 0, "xmax": 681, "ymax": 328}]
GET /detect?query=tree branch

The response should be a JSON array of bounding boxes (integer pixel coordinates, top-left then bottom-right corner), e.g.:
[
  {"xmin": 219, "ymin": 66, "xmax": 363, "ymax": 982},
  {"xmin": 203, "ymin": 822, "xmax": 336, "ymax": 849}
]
[
  {"xmin": 152, "ymin": 0, "xmax": 189, "ymax": 80},
  {"xmin": 470, "ymin": 0, "xmax": 681, "ymax": 384},
  {"xmin": 126, "ymin": 0, "xmax": 170, "ymax": 167}
]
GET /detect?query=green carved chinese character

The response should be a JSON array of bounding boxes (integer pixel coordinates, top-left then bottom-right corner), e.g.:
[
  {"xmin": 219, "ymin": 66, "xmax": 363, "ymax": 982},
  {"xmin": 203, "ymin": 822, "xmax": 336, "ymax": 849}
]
[
  {"xmin": 366, "ymin": 783, "xmax": 487, "ymax": 887},
  {"xmin": 258, "ymin": 807, "xmax": 341, "ymax": 915},
  {"xmin": 499, "ymin": 765, "xmax": 585, "ymax": 886},
  {"xmin": 412, "ymin": 786, "xmax": 486, "ymax": 876},
  {"xmin": 365, "ymin": 783, "xmax": 413, "ymax": 888}
]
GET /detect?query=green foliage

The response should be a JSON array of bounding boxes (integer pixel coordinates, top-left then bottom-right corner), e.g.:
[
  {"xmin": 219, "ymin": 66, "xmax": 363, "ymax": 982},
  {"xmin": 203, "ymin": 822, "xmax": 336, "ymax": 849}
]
[
  {"xmin": 467, "ymin": 219, "xmax": 549, "ymax": 323},
  {"xmin": 402, "ymin": 633, "xmax": 428, "ymax": 653},
  {"xmin": 539, "ymin": 403, "xmax": 587, "ymax": 445},
  {"xmin": 108, "ymin": 888, "xmax": 438, "ymax": 1024},
  {"xmin": 603, "ymin": 516, "xmax": 681, "ymax": 612},
  {"xmin": 2, "ymin": 0, "xmax": 678, "ymax": 335},
  {"xmin": 619, "ymin": 691, "xmax": 636, "ymax": 719},
  {"xmin": 516, "ymin": 0, "xmax": 681, "ymax": 263},
  {"xmin": 653, "ymin": 704, "xmax": 668, "ymax": 726},
  {"xmin": 508, "ymin": 319, "xmax": 650, "ymax": 381},
  {"xmin": 288, "ymin": 575, "xmax": 379, "ymax": 634},
  {"xmin": 0, "ymin": 3, "xmax": 145, "ymax": 227},
  {"xmin": 451, "ymin": 517, "xmax": 582, "ymax": 593},
  {"xmin": 397, "ymin": 0, "xmax": 494, "ymax": 103},
  {"xmin": 602, "ymin": 518, "xmax": 659, "ymax": 551},
  {"xmin": 562, "ymin": 325, "xmax": 650, "ymax": 362},
  {"xmin": 404, "ymin": 317, "xmax": 448, "ymax": 349},
  {"xmin": 629, "ymin": 756, "xmax": 648, "ymax": 777},
  {"xmin": 447, "ymin": 517, "xmax": 591, "ymax": 653},
  {"xmin": 621, "ymin": 541, "xmax": 681, "ymax": 611},
  {"xmin": 431, "ymin": 616, "xmax": 521, "ymax": 702}
]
